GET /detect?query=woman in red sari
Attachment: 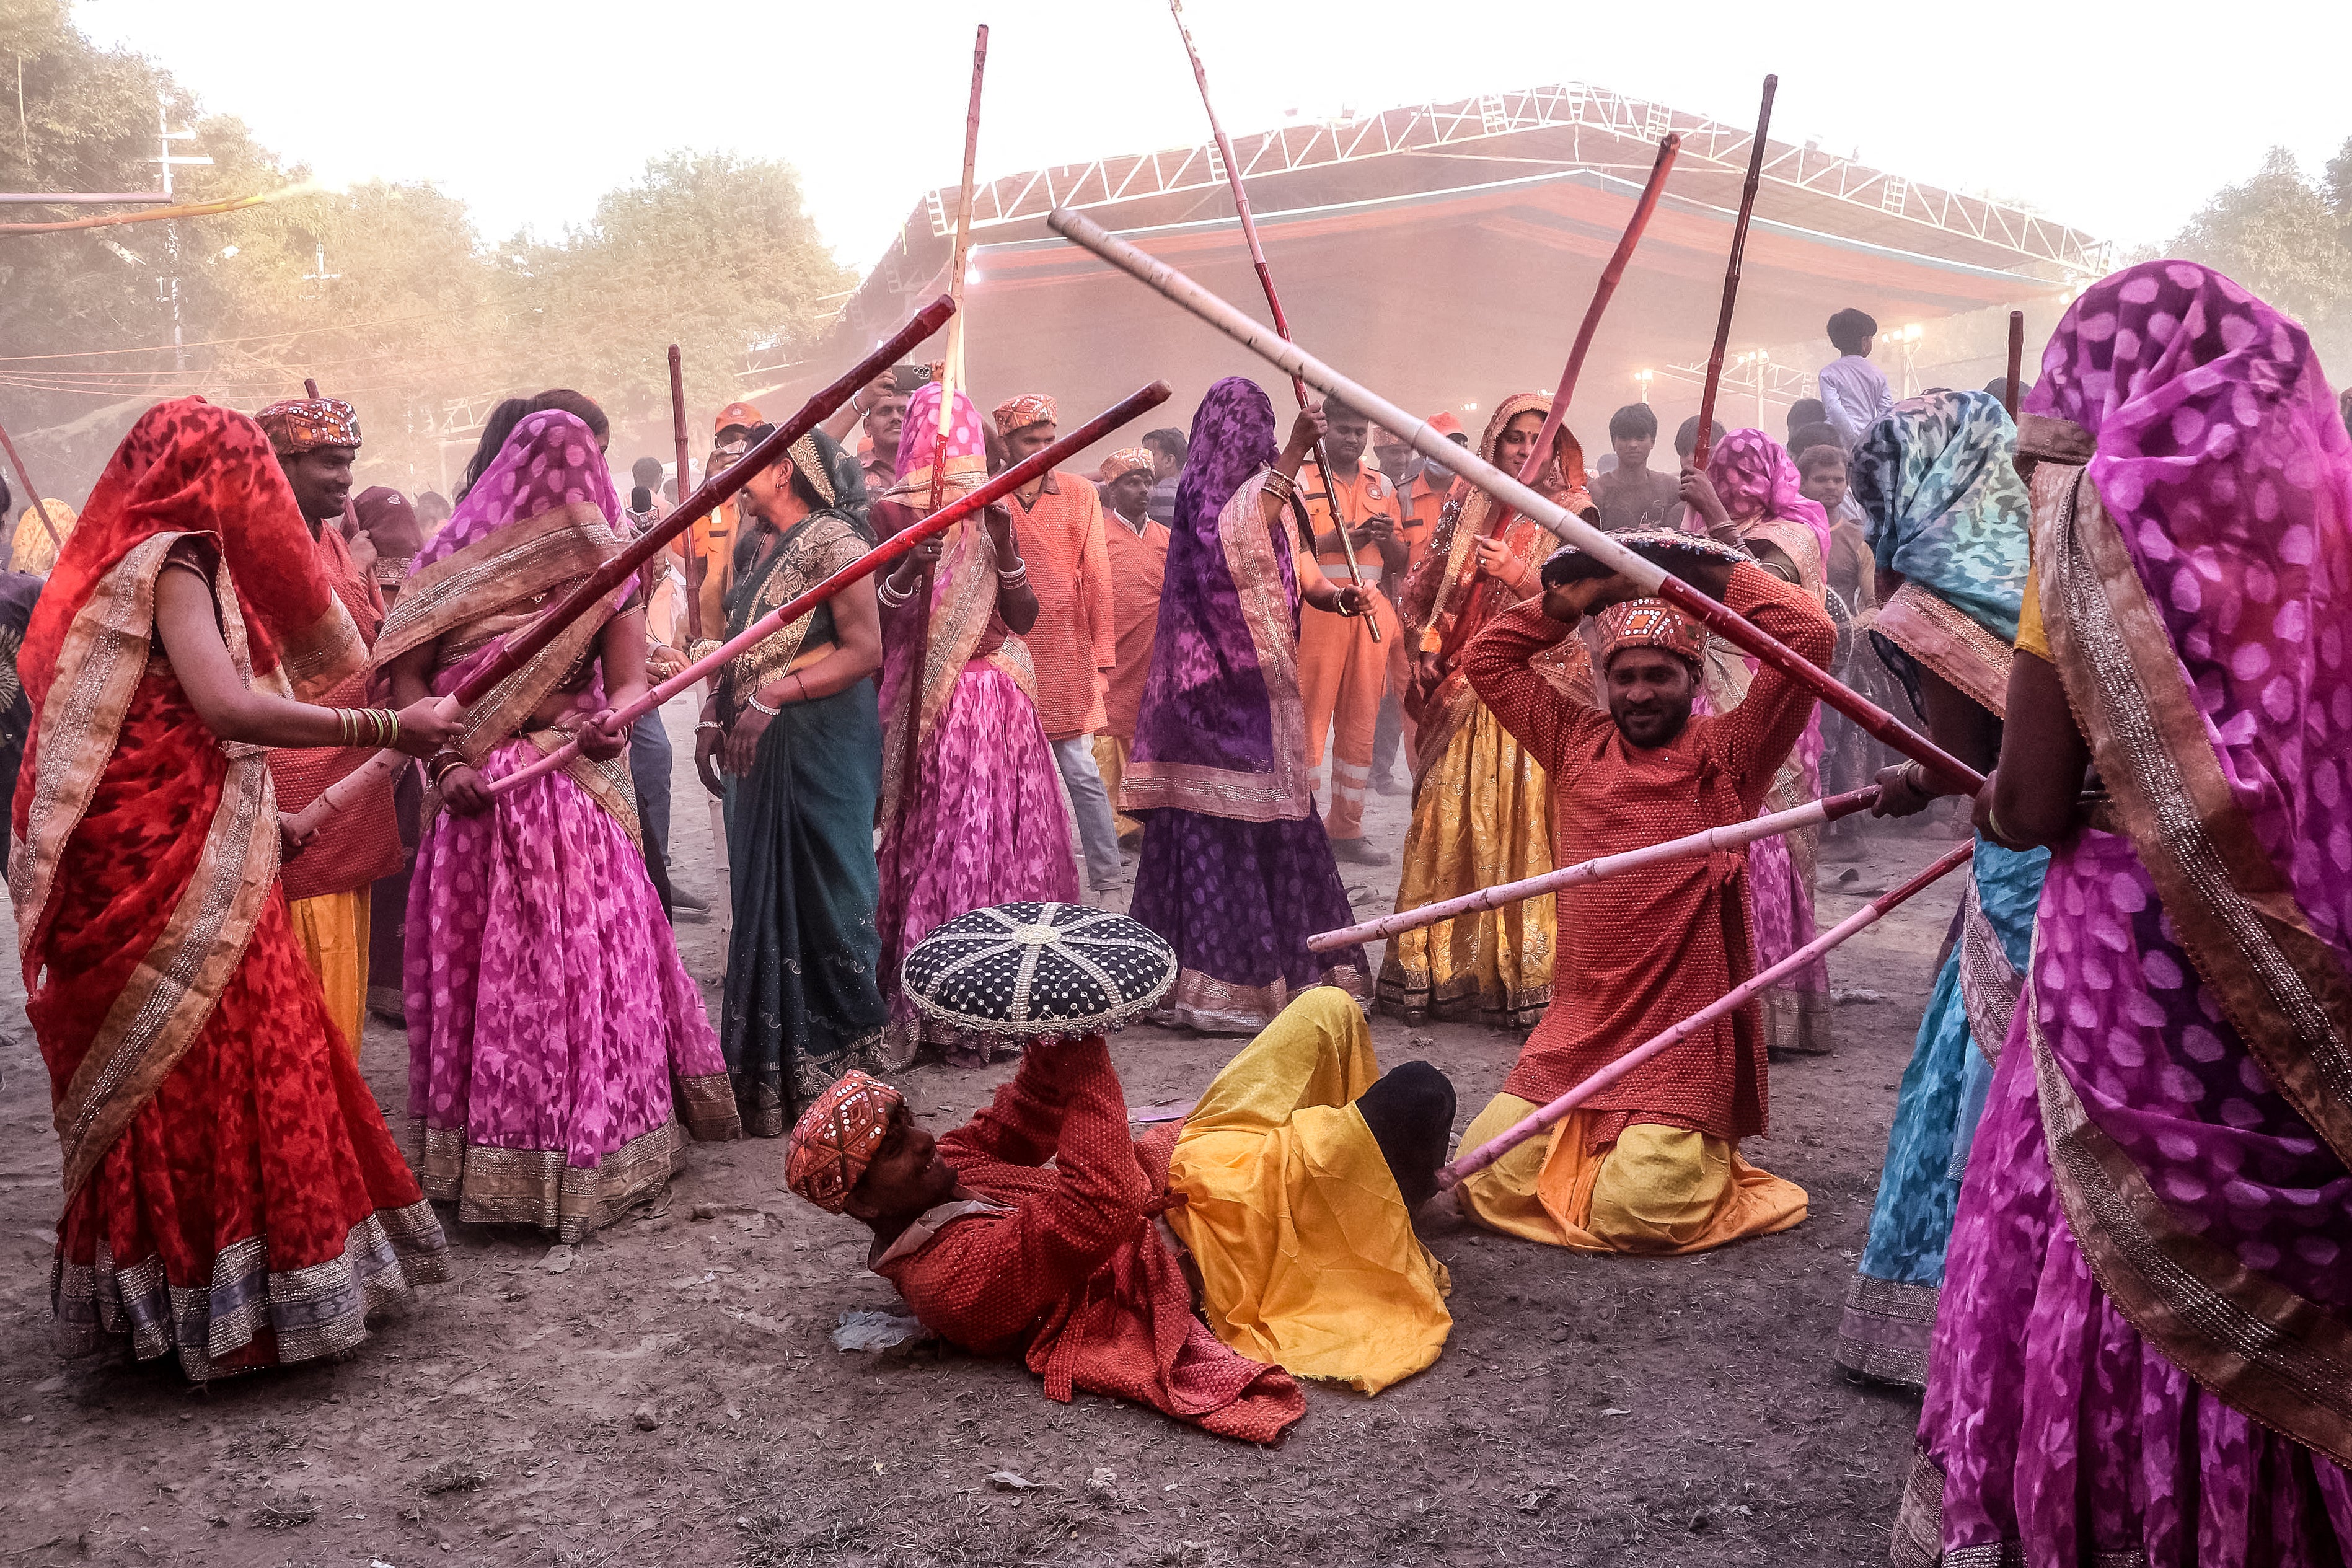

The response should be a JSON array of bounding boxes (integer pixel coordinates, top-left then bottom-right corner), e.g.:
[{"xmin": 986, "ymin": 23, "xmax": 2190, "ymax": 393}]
[{"xmin": 16, "ymin": 398, "xmax": 459, "ymax": 1379}]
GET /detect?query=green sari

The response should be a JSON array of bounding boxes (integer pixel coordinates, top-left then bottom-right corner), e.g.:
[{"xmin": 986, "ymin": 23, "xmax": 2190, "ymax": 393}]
[{"xmin": 718, "ymin": 505, "xmax": 894, "ymax": 1135}]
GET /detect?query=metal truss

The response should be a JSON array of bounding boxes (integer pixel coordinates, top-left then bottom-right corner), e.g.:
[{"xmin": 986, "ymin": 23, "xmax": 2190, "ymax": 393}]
[
  {"xmin": 924, "ymin": 82, "xmax": 2107, "ymax": 274},
  {"xmin": 1653, "ymin": 353, "xmax": 1818, "ymax": 412}
]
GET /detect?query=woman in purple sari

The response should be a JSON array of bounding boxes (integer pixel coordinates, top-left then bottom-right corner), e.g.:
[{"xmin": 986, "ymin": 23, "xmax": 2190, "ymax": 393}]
[
  {"xmin": 1895, "ymin": 262, "xmax": 2352, "ymax": 1563},
  {"xmin": 1125, "ymin": 379, "xmax": 1372, "ymax": 1031},
  {"xmin": 379, "ymin": 408, "xmax": 739, "ymax": 1240}
]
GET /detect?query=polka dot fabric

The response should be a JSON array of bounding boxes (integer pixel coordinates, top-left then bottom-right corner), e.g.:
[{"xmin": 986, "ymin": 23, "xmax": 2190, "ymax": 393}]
[
  {"xmin": 902, "ymin": 902, "xmax": 1175, "ymax": 1044},
  {"xmin": 406, "ymin": 410, "xmax": 634, "ymax": 604}
]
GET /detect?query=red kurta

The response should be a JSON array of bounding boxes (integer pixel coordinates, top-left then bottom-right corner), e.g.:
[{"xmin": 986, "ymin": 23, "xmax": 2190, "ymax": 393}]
[
  {"xmin": 1012, "ymin": 472, "xmax": 1114, "ymax": 740},
  {"xmin": 1101, "ymin": 513, "xmax": 1169, "ymax": 741},
  {"xmin": 1461, "ymin": 565, "xmax": 1833, "ymax": 1146},
  {"xmin": 267, "ymin": 526, "xmax": 403, "ymax": 901},
  {"xmin": 874, "ymin": 1037, "xmax": 1305, "ymax": 1442}
]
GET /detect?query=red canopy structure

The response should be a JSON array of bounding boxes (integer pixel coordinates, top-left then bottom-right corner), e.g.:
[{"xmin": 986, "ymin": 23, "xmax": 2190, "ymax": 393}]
[{"xmin": 780, "ymin": 82, "xmax": 2108, "ymax": 456}]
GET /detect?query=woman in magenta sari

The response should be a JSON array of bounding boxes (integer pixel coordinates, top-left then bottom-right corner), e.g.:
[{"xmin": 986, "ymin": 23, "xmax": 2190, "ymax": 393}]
[
  {"xmin": 872, "ymin": 384, "xmax": 1078, "ymax": 1064},
  {"xmin": 1895, "ymin": 262, "xmax": 2352, "ymax": 1564},
  {"xmin": 1124, "ymin": 379, "xmax": 1372, "ymax": 1031},
  {"xmin": 379, "ymin": 408, "xmax": 738, "ymax": 1240}
]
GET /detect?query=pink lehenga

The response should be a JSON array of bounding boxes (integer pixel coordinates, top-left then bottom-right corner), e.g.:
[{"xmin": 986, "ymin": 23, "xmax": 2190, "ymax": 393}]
[{"xmin": 377, "ymin": 410, "xmax": 739, "ymax": 1240}]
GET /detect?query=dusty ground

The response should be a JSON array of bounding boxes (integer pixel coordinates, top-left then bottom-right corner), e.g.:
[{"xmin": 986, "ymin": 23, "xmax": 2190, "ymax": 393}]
[{"xmin": 0, "ymin": 698, "xmax": 1968, "ymax": 1567}]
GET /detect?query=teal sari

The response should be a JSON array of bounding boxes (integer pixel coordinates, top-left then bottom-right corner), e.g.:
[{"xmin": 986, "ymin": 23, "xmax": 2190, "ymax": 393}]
[{"xmin": 716, "ymin": 504, "xmax": 893, "ymax": 1135}]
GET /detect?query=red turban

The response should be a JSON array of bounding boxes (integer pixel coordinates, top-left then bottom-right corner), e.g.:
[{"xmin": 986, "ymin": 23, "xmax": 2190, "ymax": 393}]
[
  {"xmin": 992, "ymin": 393, "xmax": 1055, "ymax": 436},
  {"xmin": 254, "ymin": 397, "xmax": 361, "ymax": 456},
  {"xmin": 785, "ymin": 1071, "xmax": 905, "ymax": 1213},
  {"xmin": 1596, "ymin": 597, "xmax": 1706, "ymax": 666}
]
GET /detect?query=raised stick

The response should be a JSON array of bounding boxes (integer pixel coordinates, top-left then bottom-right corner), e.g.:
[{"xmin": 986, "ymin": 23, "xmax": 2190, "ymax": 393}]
[
  {"xmin": 488, "ymin": 382, "xmax": 1176, "ymax": 799},
  {"xmin": 669, "ymin": 345, "xmax": 700, "ymax": 644},
  {"xmin": 1441, "ymin": 837, "xmax": 1974, "ymax": 1186},
  {"xmin": 1045, "ymin": 206, "xmax": 1986, "ymax": 795},
  {"xmin": 1434, "ymin": 133, "xmax": 1681, "ymax": 669},
  {"xmin": 0, "ymin": 415, "xmax": 64, "ymax": 552},
  {"xmin": 283, "ymin": 296, "xmax": 956, "ymax": 840},
  {"xmin": 1169, "ymin": 0, "xmax": 1378, "ymax": 640},
  {"xmin": 1689, "ymin": 75, "xmax": 1777, "ymax": 474},
  {"xmin": 1310, "ymin": 786, "xmax": 1874, "ymax": 953},
  {"xmin": 2003, "ymin": 311, "xmax": 2025, "ymax": 419}
]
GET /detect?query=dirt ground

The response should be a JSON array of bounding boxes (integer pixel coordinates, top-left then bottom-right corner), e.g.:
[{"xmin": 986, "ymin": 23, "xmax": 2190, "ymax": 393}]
[{"xmin": 0, "ymin": 698, "xmax": 1969, "ymax": 1567}]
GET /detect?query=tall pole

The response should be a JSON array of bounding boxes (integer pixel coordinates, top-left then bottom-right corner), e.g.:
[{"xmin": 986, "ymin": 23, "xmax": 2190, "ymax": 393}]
[
  {"xmin": 668, "ymin": 346, "xmax": 699, "ymax": 643},
  {"xmin": 1168, "ymin": 0, "xmax": 1378, "ymax": 640},
  {"xmin": 1689, "ymin": 74, "xmax": 1777, "ymax": 474},
  {"xmin": 0, "ymin": 415, "xmax": 64, "ymax": 553},
  {"xmin": 667, "ymin": 343, "xmax": 730, "ymax": 940},
  {"xmin": 2004, "ymin": 311, "xmax": 2025, "ymax": 419}
]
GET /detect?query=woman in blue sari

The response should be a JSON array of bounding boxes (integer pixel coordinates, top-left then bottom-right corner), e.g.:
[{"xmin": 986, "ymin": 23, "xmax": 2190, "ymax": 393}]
[
  {"xmin": 698, "ymin": 427, "xmax": 894, "ymax": 1135},
  {"xmin": 1834, "ymin": 388, "xmax": 2047, "ymax": 1386}
]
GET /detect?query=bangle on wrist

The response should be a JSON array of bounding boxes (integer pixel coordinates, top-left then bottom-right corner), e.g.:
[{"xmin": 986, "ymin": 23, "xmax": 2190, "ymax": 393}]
[
  {"xmin": 695, "ymin": 719, "xmax": 724, "ymax": 734},
  {"xmin": 746, "ymin": 690, "xmax": 782, "ymax": 718}
]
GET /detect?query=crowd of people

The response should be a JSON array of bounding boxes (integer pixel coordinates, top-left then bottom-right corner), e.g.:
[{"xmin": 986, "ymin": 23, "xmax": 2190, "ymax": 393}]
[{"xmin": 10, "ymin": 262, "xmax": 2351, "ymax": 1564}]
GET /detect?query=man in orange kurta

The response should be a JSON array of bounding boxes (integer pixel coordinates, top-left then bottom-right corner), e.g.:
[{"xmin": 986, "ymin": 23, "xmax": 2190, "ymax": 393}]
[
  {"xmin": 1093, "ymin": 449, "xmax": 1170, "ymax": 847},
  {"xmin": 1454, "ymin": 546, "xmax": 1833, "ymax": 1254},
  {"xmin": 1297, "ymin": 403, "xmax": 1406, "ymax": 859},
  {"xmin": 997, "ymin": 394, "xmax": 1121, "ymax": 891},
  {"xmin": 688, "ymin": 402, "xmax": 762, "ymax": 638}
]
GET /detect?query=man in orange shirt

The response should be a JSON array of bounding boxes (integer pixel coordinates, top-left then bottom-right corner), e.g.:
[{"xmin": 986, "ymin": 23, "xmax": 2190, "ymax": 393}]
[
  {"xmin": 688, "ymin": 401, "xmax": 762, "ymax": 638},
  {"xmin": 997, "ymin": 393, "xmax": 1121, "ymax": 892},
  {"xmin": 1298, "ymin": 402, "xmax": 1406, "ymax": 860},
  {"xmin": 1092, "ymin": 448, "xmax": 1170, "ymax": 848},
  {"xmin": 1369, "ymin": 415, "xmax": 1462, "ymax": 796}
]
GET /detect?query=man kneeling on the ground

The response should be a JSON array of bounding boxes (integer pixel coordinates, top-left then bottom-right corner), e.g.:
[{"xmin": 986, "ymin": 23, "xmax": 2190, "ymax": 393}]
[
  {"xmin": 784, "ymin": 988, "xmax": 1454, "ymax": 1439},
  {"xmin": 1451, "ymin": 535, "xmax": 1834, "ymax": 1254}
]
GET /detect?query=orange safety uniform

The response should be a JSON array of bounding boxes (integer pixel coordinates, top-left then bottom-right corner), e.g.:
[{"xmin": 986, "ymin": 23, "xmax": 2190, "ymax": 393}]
[{"xmin": 1296, "ymin": 460, "xmax": 1401, "ymax": 841}]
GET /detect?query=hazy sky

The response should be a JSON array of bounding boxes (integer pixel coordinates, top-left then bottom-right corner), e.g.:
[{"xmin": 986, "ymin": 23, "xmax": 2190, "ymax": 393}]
[{"xmin": 78, "ymin": 0, "xmax": 2349, "ymax": 273}]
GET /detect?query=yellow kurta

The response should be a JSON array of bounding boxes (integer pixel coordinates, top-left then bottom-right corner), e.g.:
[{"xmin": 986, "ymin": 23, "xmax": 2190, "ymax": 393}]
[
  {"xmin": 1168, "ymin": 989, "xmax": 1452, "ymax": 1394},
  {"xmin": 286, "ymin": 888, "xmax": 371, "ymax": 1060},
  {"xmin": 1455, "ymin": 1092, "xmax": 1807, "ymax": 1254}
]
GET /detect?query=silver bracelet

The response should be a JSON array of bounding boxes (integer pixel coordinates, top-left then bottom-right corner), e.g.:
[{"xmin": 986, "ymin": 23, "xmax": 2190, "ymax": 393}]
[
  {"xmin": 746, "ymin": 692, "xmax": 782, "ymax": 718},
  {"xmin": 997, "ymin": 562, "xmax": 1028, "ymax": 584},
  {"xmin": 877, "ymin": 575, "xmax": 913, "ymax": 608}
]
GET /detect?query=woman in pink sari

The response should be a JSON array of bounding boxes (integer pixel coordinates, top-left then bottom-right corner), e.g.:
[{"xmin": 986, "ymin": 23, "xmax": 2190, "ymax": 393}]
[
  {"xmin": 1680, "ymin": 429, "xmax": 1834, "ymax": 1056},
  {"xmin": 378, "ymin": 408, "xmax": 738, "ymax": 1240},
  {"xmin": 1895, "ymin": 261, "xmax": 2352, "ymax": 1564}
]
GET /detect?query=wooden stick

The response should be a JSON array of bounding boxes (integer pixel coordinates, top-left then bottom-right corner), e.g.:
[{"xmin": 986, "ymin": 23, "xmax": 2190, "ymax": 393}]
[
  {"xmin": 0, "ymin": 415, "xmax": 64, "ymax": 552},
  {"xmin": 488, "ymin": 382, "xmax": 1176, "ymax": 799},
  {"xmin": 1169, "ymin": 0, "xmax": 1379, "ymax": 641},
  {"xmin": 1441, "ymin": 837, "xmax": 1973, "ymax": 1186},
  {"xmin": 2003, "ymin": 311, "xmax": 2025, "ymax": 420},
  {"xmin": 1045, "ymin": 206, "xmax": 1988, "ymax": 796},
  {"xmin": 669, "ymin": 345, "xmax": 701, "ymax": 645},
  {"xmin": 1435, "ymin": 132, "xmax": 1681, "ymax": 669},
  {"xmin": 1309, "ymin": 786, "xmax": 1873, "ymax": 953},
  {"xmin": 896, "ymin": 25, "xmax": 989, "ymax": 815},
  {"xmin": 1689, "ymin": 75, "xmax": 1777, "ymax": 474},
  {"xmin": 301, "ymin": 377, "xmax": 366, "ymax": 539},
  {"xmin": 283, "ymin": 295, "xmax": 956, "ymax": 840}
]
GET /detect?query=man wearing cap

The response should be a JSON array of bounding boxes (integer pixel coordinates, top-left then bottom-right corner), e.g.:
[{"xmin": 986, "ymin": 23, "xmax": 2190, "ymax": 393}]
[
  {"xmin": 995, "ymin": 393, "xmax": 1122, "ymax": 892},
  {"xmin": 1093, "ymin": 448, "xmax": 1168, "ymax": 848},
  {"xmin": 1296, "ymin": 402, "xmax": 1406, "ymax": 860},
  {"xmin": 689, "ymin": 402, "xmax": 764, "ymax": 638},
  {"xmin": 253, "ymin": 397, "xmax": 405, "ymax": 1057},
  {"xmin": 1448, "ymin": 538, "xmax": 1833, "ymax": 1256}
]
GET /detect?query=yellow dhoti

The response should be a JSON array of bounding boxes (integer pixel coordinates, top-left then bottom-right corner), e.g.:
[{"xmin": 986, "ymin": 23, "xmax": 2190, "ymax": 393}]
[
  {"xmin": 1168, "ymin": 988, "xmax": 1453, "ymax": 1393},
  {"xmin": 1454, "ymin": 1092, "xmax": 1807, "ymax": 1255},
  {"xmin": 286, "ymin": 888, "xmax": 371, "ymax": 1060},
  {"xmin": 1093, "ymin": 731, "xmax": 1140, "ymax": 845}
]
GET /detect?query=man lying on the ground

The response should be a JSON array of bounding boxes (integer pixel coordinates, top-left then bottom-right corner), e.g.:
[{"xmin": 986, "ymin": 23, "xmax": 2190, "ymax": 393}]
[{"xmin": 785, "ymin": 914, "xmax": 1453, "ymax": 1440}]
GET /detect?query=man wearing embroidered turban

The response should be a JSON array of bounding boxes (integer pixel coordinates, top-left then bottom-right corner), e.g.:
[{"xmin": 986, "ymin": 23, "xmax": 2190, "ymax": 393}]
[{"xmin": 1448, "ymin": 535, "xmax": 1835, "ymax": 1258}]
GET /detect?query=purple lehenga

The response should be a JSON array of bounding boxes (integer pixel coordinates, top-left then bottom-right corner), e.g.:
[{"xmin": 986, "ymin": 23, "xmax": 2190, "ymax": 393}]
[
  {"xmin": 379, "ymin": 411, "xmax": 738, "ymax": 1241},
  {"xmin": 1894, "ymin": 263, "xmax": 2352, "ymax": 1564},
  {"xmin": 1123, "ymin": 378, "xmax": 1368, "ymax": 1031}
]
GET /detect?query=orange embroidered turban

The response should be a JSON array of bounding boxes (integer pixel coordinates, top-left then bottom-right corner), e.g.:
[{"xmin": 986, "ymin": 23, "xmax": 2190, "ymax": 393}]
[
  {"xmin": 1597, "ymin": 597, "xmax": 1706, "ymax": 666},
  {"xmin": 254, "ymin": 397, "xmax": 361, "ymax": 456},
  {"xmin": 785, "ymin": 1071, "xmax": 905, "ymax": 1212},
  {"xmin": 992, "ymin": 392, "xmax": 1055, "ymax": 436},
  {"xmin": 1098, "ymin": 447, "xmax": 1154, "ymax": 483}
]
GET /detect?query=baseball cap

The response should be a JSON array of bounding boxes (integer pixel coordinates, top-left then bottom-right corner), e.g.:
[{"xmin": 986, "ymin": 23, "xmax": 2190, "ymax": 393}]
[{"xmin": 714, "ymin": 401, "xmax": 764, "ymax": 436}]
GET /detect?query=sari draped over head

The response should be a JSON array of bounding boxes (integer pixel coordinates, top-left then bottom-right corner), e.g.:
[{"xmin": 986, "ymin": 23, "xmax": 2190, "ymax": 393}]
[
  {"xmin": 369, "ymin": 410, "xmax": 640, "ymax": 842},
  {"xmin": 874, "ymin": 383, "xmax": 1031, "ymax": 828},
  {"xmin": 1850, "ymin": 390, "xmax": 2030, "ymax": 718},
  {"xmin": 1396, "ymin": 392, "xmax": 1593, "ymax": 774},
  {"xmin": 1122, "ymin": 377, "xmax": 1310, "ymax": 823},
  {"xmin": 14, "ymin": 397, "xmax": 365, "ymax": 1196},
  {"xmin": 1706, "ymin": 428, "xmax": 1832, "ymax": 565}
]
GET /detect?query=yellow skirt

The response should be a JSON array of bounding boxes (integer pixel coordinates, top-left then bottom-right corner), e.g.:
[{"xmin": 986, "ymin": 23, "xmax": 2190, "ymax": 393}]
[
  {"xmin": 1376, "ymin": 700, "xmax": 1554, "ymax": 1029},
  {"xmin": 286, "ymin": 888, "xmax": 371, "ymax": 1060},
  {"xmin": 1168, "ymin": 988, "xmax": 1453, "ymax": 1394},
  {"xmin": 1453, "ymin": 1092, "xmax": 1807, "ymax": 1255}
]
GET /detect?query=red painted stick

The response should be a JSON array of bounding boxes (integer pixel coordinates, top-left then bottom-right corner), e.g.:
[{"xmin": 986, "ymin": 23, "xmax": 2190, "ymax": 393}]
[
  {"xmin": 1441, "ymin": 837, "xmax": 1974, "ymax": 1187},
  {"xmin": 1435, "ymin": 132, "xmax": 1682, "ymax": 669},
  {"xmin": 2003, "ymin": 311, "xmax": 2024, "ymax": 419},
  {"xmin": 669, "ymin": 345, "xmax": 701, "ymax": 644},
  {"xmin": 1689, "ymin": 75, "xmax": 1777, "ymax": 474},
  {"xmin": 282, "ymin": 294, "xmax": 956, "ymax": 840},
  {"xmin": 0, "ymin": 414, "xmax": 64, "ymax": 552},
  {"xmin": 1169, "ymin": 0, "xmax": 1378, "ymax": 640},
  {"xmin": 1309, "ymin": 786, "xmax": 1874, "ymax": 953},
  {"xmin": 488, "ymin": 382, "xmax": 1175, "ymax": 799}
]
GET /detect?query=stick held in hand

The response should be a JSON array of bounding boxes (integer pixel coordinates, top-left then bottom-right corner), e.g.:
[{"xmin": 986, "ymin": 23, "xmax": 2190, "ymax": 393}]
[{"xmin": 1690, "ymin": 74, "xmax": 1777, "ymax": 474}]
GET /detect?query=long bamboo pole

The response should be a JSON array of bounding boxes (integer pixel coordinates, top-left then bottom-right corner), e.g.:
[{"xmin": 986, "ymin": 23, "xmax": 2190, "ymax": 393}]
[
  {"xmin": 1434, "ymin": 133, "xmax": 1681, "ymax": 670},
  {"xmin": 1688, "ymin": 75, "xmax": 1777, "ymax": 475},
  {"xmin": 489, "ymin": 382, "xmax": 1174, "ymax": 799},
  {"xmin": 1442, "ymin": 837, "xmax": 1973, "ymax": 1186},
  {"xmin": 1044, "ymin": 207, "xmax": 1986, "ymax": 796},
  {"xmin": 669, "ymin": 346, "xmax": 699, "ymax": 643},
  {"xmin": 282, "ymin": 296, "xmax": 956, "ymax": 840},
  {"xmin": 2004, "ymin": 311, "xmax": 2025, "ymax": 419},
  {"xmin": 895, "ymin": 25, "xmax": 989, "ymax": 813},
  {"xmin": 1168, "ymin": 0, "xmax": 1378, "ymax": 640},
  {"xmin": 667, "ymin": 343, "xmax": 730, "ymax": 938},
  {"xmin": 0, "ymin": 415, "xmax": 65, "ymax": 553},
  {"xmin": 1310, "ymin": 786, "xmax": 1875, "ymax": 953}
]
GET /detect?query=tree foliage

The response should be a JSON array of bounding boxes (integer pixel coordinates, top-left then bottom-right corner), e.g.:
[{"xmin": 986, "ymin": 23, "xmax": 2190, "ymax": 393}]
[{"xmin": 2170, "ymin": 141, "xmax": 2352, "ymax": 374}]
